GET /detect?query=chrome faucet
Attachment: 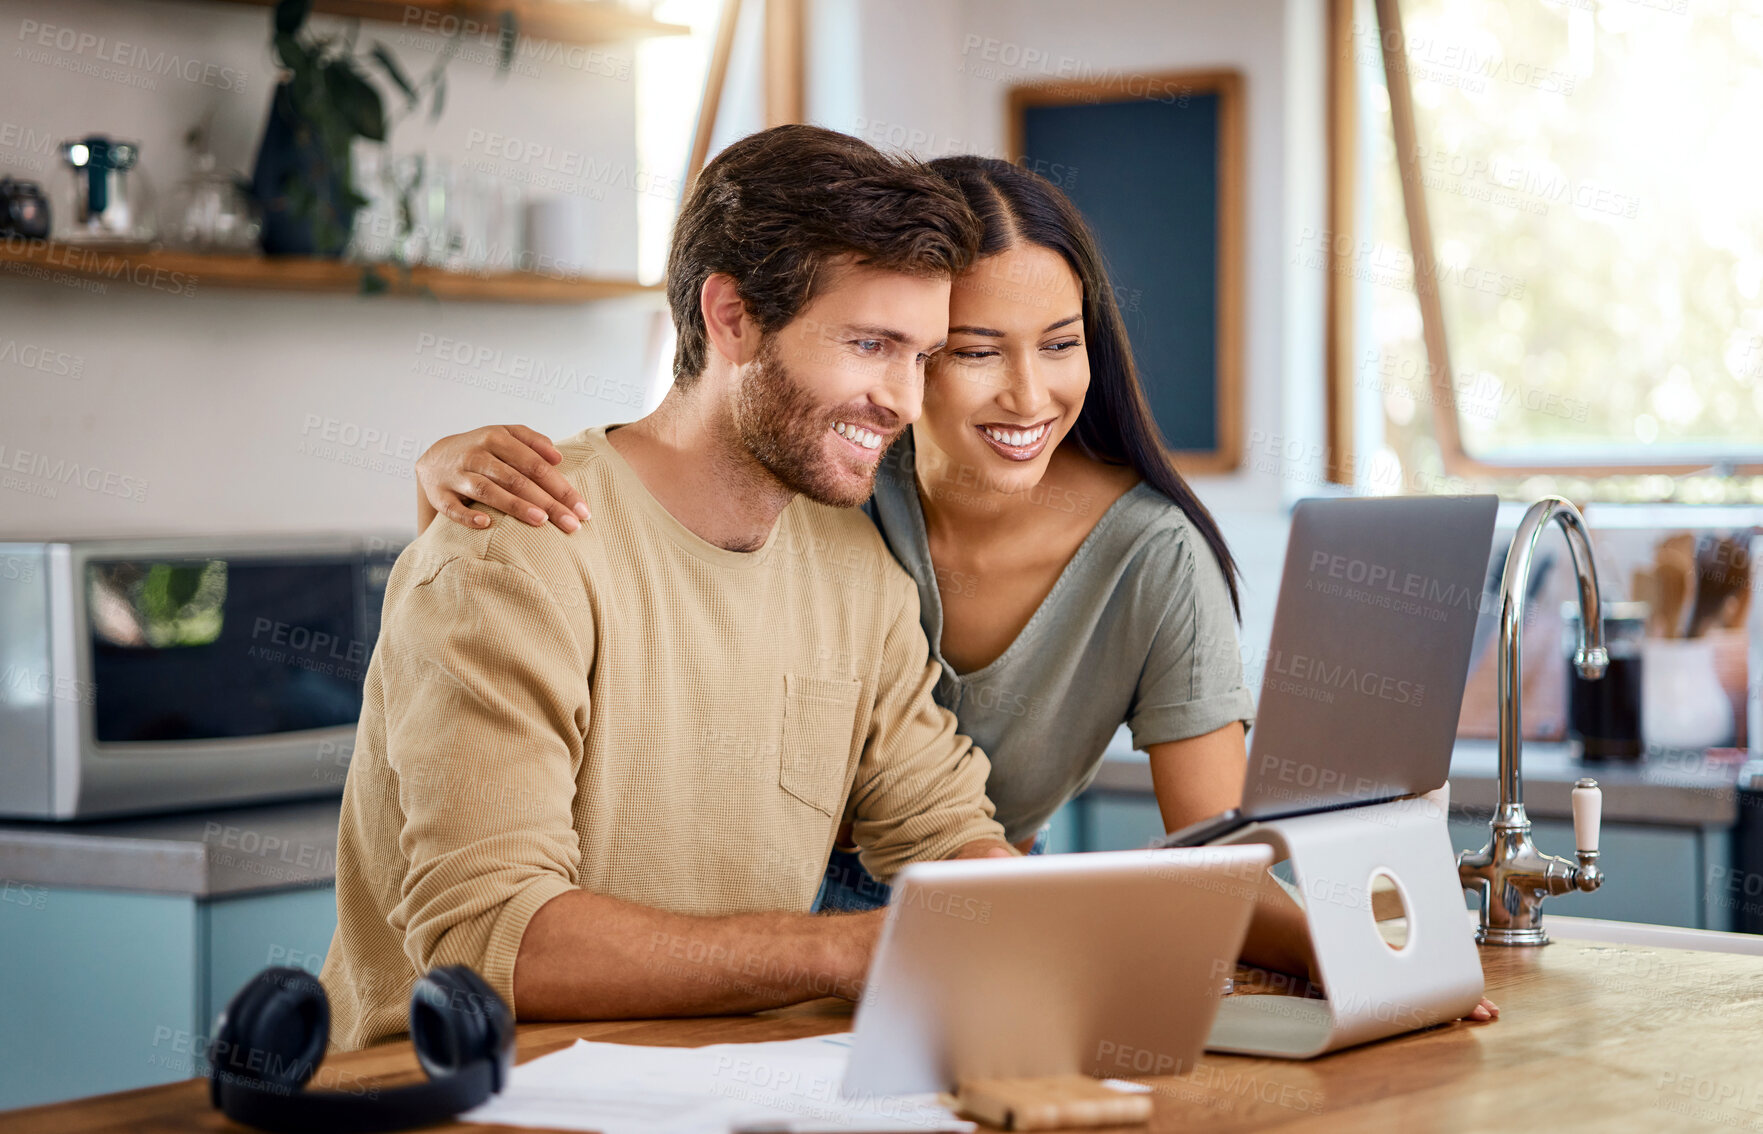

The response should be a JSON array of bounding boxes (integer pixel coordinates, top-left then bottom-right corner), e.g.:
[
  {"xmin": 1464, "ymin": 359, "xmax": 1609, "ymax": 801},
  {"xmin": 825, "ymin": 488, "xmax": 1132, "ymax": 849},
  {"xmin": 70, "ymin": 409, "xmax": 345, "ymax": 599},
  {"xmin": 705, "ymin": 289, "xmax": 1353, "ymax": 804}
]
[{"xmin": 1458, "ymin": 496, "xmax": 1608, "ymax": 945}]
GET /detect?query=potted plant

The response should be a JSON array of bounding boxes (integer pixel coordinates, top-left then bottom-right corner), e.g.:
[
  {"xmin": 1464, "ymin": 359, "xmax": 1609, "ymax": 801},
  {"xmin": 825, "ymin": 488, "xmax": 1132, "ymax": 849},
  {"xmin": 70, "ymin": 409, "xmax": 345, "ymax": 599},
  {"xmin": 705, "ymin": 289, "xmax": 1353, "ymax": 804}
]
[{"xmin": 250, "ymin": 0, "xmax": 509, "ymax": 262}]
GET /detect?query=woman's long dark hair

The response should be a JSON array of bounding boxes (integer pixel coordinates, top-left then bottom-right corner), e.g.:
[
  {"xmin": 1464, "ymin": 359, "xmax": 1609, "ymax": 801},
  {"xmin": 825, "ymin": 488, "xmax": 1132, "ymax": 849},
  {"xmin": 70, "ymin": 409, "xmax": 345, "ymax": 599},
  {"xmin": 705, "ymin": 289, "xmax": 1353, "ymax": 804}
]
[{"xmin": 927, "ymin": 155, "xmax": 1243, "ymax": 619}]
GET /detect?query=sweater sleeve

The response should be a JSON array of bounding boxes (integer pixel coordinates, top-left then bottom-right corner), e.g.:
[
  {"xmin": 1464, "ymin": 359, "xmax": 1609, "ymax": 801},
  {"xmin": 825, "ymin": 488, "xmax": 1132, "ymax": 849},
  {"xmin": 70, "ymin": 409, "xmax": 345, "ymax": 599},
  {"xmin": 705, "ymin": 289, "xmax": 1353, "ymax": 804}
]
[
  {"xmin": 378, "ymin": 553, "xmax": 588, "ymax": 1013},
  {"xmin": 847, "ymin": 575, "xmax": 1007, "ymax": 882}
]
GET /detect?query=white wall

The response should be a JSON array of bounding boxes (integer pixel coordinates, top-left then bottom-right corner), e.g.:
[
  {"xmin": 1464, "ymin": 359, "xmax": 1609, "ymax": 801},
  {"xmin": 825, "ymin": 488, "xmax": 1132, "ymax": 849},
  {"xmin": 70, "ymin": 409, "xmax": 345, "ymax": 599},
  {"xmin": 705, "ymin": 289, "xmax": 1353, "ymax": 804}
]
[
  {"xmin": 809, "ymin": 0, "xmax": 1328, "ymax": 635},
  {"xmin": 0, "ymin": 0, "xmax": 1326, "ymax": 641},
  {"xmin": 0, "ymin": 0, "xmax": 661, "ymax": 539}
]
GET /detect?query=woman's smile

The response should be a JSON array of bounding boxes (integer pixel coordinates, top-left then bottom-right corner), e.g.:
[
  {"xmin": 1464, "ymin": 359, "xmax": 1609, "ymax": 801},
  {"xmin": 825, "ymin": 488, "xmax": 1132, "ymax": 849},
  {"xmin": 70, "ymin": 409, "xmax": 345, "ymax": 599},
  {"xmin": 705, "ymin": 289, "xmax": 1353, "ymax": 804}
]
[{"xmin": 973, "ymin": 417, "xmax": 1058, "ymax": 461}]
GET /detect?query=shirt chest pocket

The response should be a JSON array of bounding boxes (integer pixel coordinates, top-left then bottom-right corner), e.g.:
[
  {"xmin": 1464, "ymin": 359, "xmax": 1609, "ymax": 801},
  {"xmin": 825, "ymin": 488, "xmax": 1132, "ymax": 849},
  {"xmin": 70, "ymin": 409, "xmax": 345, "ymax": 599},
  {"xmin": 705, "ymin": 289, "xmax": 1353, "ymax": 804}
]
[{"xmin": 778, "ymin": 674, "xmax": 863, "ymax": 816}]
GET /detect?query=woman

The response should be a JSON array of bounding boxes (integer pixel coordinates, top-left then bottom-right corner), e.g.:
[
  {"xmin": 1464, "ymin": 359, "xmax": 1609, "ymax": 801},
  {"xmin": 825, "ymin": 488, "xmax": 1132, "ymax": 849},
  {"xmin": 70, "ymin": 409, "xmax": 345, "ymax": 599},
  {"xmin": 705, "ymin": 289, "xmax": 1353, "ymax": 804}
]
[{"xmin": 413, "ymin": 156, "xmax": 1494, "ymax": 1018}]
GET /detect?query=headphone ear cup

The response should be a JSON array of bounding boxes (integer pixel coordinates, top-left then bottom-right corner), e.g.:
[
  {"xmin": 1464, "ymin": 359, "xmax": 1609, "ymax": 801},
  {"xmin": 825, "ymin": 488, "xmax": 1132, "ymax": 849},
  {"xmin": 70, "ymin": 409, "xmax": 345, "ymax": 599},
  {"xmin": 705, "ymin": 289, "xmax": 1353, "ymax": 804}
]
[
  {"xmin": 209, "ymin": 967, "xmax": 330, "ymax": 1103},
  {"xmin": 410, "ymin": 966, "xmax": 514, "ymax": 1092}
]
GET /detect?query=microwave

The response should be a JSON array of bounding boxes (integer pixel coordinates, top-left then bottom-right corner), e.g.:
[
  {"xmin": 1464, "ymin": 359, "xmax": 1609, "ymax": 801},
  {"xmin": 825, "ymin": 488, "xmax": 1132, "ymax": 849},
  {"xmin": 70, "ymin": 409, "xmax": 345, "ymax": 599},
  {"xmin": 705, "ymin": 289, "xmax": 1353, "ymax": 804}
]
[{"xmin": 0, "ymin": 534, "xmax": 404, "ymax": 820}]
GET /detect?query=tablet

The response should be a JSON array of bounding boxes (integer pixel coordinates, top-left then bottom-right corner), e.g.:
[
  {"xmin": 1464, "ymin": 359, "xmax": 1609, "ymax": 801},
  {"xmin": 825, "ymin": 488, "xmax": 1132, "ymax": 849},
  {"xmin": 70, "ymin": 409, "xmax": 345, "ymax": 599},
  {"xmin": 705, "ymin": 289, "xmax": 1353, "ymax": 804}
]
[{"xmin": 841, "ymin": 845, "xmax": 1274, "ymax": 1096}]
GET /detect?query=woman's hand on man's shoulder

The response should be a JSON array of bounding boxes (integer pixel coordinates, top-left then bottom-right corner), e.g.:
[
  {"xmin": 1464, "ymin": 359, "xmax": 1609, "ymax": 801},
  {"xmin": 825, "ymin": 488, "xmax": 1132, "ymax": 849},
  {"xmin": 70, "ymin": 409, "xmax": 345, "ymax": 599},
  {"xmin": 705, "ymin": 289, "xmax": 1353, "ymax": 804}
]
[{"xmin": 416, "ymin": 424, "xmax": 591, "ymax": 533}]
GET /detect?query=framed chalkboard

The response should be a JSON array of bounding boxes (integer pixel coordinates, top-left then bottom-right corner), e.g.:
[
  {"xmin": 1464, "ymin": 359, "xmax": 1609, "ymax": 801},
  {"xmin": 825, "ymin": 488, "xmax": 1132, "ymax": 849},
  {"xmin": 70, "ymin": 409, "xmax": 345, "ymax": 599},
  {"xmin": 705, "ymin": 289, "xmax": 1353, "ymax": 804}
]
[{"xmin": 1009, "ymin": 70, "xmax": 1244, "ymax": 473}]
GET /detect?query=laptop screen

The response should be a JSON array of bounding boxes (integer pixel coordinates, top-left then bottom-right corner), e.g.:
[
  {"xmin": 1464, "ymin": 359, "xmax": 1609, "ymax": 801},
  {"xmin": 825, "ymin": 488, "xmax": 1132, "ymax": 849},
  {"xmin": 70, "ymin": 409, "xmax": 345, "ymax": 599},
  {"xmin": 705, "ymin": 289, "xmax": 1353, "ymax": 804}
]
[{"xmin": 1241, "ymin": 495, "xmax": 1499, "ymax": 820}]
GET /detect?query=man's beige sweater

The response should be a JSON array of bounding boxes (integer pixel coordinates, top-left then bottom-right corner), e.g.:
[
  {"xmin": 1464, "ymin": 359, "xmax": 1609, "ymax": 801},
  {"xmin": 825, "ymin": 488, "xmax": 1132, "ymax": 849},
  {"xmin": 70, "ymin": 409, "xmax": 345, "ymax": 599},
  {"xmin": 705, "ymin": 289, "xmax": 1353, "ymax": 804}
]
[{"xmin": 319, "ymin": 427, "xmax": 1005, "ymax": 1050}]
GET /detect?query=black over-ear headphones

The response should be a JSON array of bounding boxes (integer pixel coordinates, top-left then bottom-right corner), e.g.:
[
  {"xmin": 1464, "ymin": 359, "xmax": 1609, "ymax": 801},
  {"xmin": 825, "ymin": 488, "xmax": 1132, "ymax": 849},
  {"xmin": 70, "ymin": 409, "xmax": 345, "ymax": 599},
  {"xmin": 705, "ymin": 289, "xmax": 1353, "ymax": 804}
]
[{"xmin": 207, "ymin": 965, "xmax": 514, "ymax": 1134}]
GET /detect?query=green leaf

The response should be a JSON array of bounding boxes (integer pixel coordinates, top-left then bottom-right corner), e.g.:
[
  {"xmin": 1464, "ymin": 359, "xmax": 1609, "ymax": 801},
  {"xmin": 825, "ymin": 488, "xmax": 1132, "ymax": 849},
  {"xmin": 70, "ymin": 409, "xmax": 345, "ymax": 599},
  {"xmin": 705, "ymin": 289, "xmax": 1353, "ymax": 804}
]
[
  {"xmin": 285, "ymin": 65, "xmax": 322, "ymax": 110},
  {"xmin": 370, "ymin": 43, "xmax": 418, "ymax": 107},
  {"xmin": 273, "ymin": 31, "xmax": 309, "ymax": 72},
  {"xmin": 273, "ymin": 0, "xmax": 312, "ymax": 36},
  {"xmin": 323, "ymin": 61, "xmax": 386, "ymax": 142}
]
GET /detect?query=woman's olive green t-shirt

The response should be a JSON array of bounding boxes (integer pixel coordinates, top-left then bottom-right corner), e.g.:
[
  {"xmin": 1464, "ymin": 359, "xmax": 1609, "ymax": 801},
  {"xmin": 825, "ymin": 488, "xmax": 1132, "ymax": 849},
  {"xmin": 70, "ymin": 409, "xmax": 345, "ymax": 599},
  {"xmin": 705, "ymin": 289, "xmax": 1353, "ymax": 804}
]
[{"xmin": 868, "ymin": 435, "xmax": 1257, "ymax": 844}]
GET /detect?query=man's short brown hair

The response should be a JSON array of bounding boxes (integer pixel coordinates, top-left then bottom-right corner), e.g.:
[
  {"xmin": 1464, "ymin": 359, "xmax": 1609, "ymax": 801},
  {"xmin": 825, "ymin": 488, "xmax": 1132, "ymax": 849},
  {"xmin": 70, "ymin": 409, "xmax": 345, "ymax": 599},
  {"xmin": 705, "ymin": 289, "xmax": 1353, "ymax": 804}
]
[{"xmin": 665, "ymin": 124, "xmax": 981, "ymax": 387}]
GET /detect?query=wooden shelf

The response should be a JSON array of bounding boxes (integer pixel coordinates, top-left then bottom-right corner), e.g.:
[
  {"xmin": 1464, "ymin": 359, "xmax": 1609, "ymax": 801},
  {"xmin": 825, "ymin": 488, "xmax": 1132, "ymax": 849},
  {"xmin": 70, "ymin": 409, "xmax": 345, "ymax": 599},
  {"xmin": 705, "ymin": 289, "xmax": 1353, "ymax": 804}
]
[
  {"xmin": 0, "ymin": 241, "xmax": 661, "ymax": 304},
  {"xmin": 200, "ymin": 0, "xmax": 691, "ymax": 46}
]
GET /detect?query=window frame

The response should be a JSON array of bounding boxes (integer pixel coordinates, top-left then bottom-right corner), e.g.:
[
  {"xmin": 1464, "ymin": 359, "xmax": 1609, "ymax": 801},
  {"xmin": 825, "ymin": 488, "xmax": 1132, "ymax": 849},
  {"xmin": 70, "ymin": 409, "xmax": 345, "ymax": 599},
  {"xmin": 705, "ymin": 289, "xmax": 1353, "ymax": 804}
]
[{"xmin": 1006, "ymin": 69, "xmax": 1248, "ymax": 475}]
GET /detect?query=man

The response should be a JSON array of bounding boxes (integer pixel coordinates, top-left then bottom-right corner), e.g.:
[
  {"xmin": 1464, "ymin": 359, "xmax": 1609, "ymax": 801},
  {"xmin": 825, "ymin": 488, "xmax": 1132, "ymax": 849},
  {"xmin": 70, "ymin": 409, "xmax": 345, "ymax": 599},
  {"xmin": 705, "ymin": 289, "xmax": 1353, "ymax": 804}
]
[{"xmin": 320, "ymin": 124, "xmax": 1016, "ymax": 1050}]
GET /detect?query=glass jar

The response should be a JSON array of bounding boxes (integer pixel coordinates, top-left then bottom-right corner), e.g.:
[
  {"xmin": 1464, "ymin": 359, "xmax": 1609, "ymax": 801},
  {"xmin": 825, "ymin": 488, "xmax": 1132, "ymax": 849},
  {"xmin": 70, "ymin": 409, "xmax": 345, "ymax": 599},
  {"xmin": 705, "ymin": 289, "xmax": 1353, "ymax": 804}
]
[
  {"xmin": 56, "ymin": 135, "xmax": 156, "ymax": 244},
  {"xmin": 349, "ymin": 145, "xmax": 397, "ymax": 262},
  {"xmin": 164, "ymin": 150, "xmax": 260, "ymax": 253}
]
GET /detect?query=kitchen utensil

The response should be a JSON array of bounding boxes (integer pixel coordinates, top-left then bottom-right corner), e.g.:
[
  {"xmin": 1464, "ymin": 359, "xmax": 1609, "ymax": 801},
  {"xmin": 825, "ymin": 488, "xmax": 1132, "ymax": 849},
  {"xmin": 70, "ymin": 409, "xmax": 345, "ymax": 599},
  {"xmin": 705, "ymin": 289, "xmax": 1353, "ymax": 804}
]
[
  {"xmin": 1688, "ymin": 533, "xmax": 1752, "ymax": 637},
  {"xmin": 1651, "ymin": 533, "xmax": 1696, "ymax": 637}
]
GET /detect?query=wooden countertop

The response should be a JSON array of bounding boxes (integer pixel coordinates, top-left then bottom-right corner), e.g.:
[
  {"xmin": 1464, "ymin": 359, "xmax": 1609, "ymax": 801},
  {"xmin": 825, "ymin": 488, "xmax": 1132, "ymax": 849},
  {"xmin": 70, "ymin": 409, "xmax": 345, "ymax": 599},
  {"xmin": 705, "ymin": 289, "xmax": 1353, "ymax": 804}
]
[{"xmin": 16, "ymin": 937, "xmax": 1763, "ymax": 1133}]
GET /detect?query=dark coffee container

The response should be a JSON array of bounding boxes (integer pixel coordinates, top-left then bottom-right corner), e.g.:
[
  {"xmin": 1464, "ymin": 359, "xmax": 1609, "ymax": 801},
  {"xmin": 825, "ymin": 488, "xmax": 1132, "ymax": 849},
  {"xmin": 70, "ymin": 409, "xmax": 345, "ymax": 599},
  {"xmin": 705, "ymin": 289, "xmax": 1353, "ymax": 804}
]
[{"xmin": 1563, "ymin": 602, "xmax": 1647, "ymax": 761}]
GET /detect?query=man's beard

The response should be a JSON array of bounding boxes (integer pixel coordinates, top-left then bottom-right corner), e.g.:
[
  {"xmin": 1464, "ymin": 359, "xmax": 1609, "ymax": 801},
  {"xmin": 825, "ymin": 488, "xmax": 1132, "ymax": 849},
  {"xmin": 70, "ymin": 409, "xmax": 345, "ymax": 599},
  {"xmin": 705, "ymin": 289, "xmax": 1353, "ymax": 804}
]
[{"xmin": 733, "ymin": 340, "xmax": 887, "ymax": 509}]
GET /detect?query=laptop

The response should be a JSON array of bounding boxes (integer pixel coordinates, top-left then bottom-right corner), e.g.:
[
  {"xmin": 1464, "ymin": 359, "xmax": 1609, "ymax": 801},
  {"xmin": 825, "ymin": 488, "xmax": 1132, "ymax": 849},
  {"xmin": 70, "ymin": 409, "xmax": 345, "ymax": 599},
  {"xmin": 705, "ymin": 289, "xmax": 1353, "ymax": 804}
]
[
  {"xmin": 1160, "ymin": 494, "xmax": 1499, "ymax": 847},
  {"xmin": 841, "ymin": 844, "xmax": 1274, "ymax": 1096}
]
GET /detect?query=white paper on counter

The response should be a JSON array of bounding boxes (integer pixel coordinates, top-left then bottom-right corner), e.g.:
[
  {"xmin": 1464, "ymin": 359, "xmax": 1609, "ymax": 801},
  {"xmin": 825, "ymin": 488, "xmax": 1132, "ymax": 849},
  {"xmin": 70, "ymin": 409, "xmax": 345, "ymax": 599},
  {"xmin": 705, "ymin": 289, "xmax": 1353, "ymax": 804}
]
[{"xmin": 460, "ymin": 1032, "xmax": 976, "ymax": 1134}]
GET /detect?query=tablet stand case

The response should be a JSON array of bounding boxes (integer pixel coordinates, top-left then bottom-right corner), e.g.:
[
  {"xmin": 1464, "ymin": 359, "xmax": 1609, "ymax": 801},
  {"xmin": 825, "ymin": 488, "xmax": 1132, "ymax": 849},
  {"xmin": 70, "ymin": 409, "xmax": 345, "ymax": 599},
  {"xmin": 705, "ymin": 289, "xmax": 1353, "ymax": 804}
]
[{"xmin": 1205, "ymin": 793, "xmax": 1485, "ymax": 1058}]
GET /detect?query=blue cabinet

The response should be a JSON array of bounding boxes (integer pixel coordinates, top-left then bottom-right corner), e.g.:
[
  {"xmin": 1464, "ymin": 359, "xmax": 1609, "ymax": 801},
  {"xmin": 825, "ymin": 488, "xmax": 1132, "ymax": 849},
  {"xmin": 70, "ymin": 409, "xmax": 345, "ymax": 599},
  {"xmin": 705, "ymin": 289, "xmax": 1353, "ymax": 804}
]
[
  {"xmin": 0, "ymin": 889, "xmax": 198, "ymax": 1111},
  {"xmin": 0, "ymin": 884, "xmax": 337, "ymax": 1112},
  {"xmin": 1072, "ymin": 793, "xmax": 1166, "ymax": 852},
  {"xmin": 1060, "ymin": 789, "xmax": 1727, "ymax": 932}
]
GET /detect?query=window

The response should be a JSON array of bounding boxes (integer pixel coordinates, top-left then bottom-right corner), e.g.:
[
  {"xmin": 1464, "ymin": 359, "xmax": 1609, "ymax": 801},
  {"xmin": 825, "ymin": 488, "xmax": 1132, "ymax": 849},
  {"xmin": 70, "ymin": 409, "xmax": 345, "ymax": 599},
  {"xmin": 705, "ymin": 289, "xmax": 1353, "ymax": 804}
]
[
  {"xmin": 635, "ymin": 0, "xmax": 732, "ymax": 284},
  {"xmin": 1334, "ymin": 0, "xmax": 1763, "ymax": 502}
]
